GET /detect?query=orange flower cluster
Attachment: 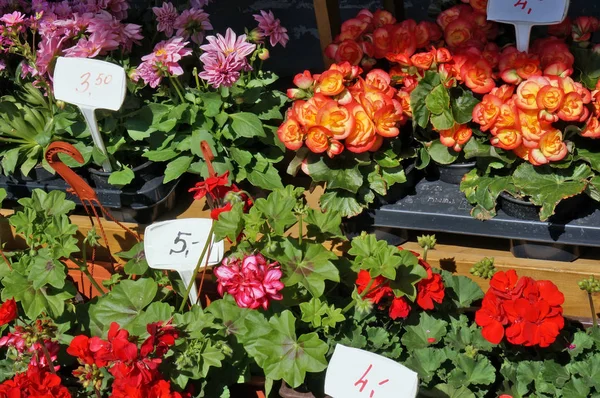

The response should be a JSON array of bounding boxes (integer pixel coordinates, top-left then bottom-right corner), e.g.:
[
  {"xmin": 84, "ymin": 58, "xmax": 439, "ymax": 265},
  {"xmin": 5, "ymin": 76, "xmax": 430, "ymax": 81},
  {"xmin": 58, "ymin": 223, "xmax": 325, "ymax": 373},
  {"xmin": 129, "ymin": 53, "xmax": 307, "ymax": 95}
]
[
  {"xmin": 437, "ymin": 2, "xmax": 498, "ymax": 50},
  {"xmin": 473, "ymin": 76, "xmax": 592, "ymax": 165},
  {"xmin": 324, "ymin": 9, "xmax": 441, "ymax": 70},
  {"xmin": 279, "ymin": 62, "xmax": 406, "ymax": 156},
  {"xmin": 548, "ymin": 16, "xmax": 600, "ymax": 44}
]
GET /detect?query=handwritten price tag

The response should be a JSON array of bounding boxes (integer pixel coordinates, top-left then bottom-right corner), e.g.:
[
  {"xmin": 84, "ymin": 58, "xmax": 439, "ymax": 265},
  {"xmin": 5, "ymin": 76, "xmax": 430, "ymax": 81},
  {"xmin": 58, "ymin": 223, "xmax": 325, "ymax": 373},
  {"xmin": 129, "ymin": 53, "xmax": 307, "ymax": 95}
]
[
  {"xmin": 144, "ymin": 219, "xmax": 224, "ymax": 304},
  {"xmin": 53, "ymin": 57, "xmax": 127, "ymax": 171},
  {"xmin": 487, "ymin": 0, "xmax": 570, "ymax": 52},
  {"xmin": 324, "ymin": 345, "xmax": 418, "ymax": 398}
]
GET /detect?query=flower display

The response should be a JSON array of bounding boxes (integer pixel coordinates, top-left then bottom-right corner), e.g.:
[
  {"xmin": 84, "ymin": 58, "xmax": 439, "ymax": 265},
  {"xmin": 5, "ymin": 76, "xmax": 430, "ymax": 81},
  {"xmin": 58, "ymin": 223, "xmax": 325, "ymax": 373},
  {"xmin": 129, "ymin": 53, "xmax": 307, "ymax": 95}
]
[
  {"xmin": 279, "ymin": 62, "xmax": 405, "ymax": 156},
  {"xmin": 0, "ymin": 365, "xmax": 71, "ymax": 398},
  {"xmin": 188, "ymin": 170, "xmax": 253, "ymax": 220},
  {"xmin": 214, "ymin": 253, "xmax": 284, "ymax": 310},
  {"xmin": 153, "ymin": 2, "xmax": 179, "ymax": 37},
  {"xmin": 475, "ymin": 270, "xmax": 565, "ymax": 347}
]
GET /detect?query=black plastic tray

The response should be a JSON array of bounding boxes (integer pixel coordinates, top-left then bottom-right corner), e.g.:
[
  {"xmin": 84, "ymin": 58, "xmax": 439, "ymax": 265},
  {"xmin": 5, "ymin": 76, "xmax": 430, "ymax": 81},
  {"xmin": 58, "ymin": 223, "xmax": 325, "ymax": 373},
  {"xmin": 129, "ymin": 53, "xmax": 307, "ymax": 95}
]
[
  {"xmin": 374, "ymin": 178, "xmax": 600, "ymax": 248},
  {"xmin": 0, "ymin": 175, "xmax": 179, "ymax": 224}
]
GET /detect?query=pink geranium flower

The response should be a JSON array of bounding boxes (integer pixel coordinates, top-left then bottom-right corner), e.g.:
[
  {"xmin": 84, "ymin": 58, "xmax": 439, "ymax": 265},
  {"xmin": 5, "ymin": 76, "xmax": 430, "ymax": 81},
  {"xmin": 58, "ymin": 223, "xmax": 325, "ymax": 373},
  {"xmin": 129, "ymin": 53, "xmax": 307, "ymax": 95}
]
[
  {"xmin": 0, "ymin": 11, "xmax": 26, "ymax": 26},
  {"xmin": 135, "ymin": 37, "xmax": 192, "ymax": 87},
  {"xmin": 153, "ymin": 2, "xmax": 178, "ymax": 37},
  {"xmin": 174, "ymin": 8, "xmax": 212, "ymax": 45},
  {"xmin": 214, "ymin": 253, "xmax": 284, "ymax": 310},
  {"xmin": 253, "ymin": 10, "xmax": 289, "ymax": 47},
  {"xmin": 200, "ymin": 28, "xmax": 255, "ymax": 70}
]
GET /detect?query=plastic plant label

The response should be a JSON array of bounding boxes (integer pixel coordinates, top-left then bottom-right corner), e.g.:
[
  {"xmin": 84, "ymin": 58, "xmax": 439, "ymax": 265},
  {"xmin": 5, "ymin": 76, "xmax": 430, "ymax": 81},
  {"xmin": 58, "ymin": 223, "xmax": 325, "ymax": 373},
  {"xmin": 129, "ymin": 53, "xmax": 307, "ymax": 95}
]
[
  {"xmin": 487, "ymin": 0, "xmax": 570, "ymax": 52},
  {"xmin": 53, "ymin": 57, "xmax": 127, "ymax": 171},
  {"xmin": 144, "ymin": 218, "xmax": 224, "ymax": 304},
  {"xmin": 324, "ymin": 344, "xmax": 418, "ymax": 398}
]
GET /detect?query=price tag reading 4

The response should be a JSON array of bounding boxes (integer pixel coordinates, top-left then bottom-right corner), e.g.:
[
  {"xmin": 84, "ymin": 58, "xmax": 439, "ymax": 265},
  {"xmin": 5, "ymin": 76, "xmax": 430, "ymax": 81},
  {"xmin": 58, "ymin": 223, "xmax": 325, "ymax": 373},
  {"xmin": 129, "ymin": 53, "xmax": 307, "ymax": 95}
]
[
  {"xmin": 487, "ymin": 0, "xmax": 570, "ymax": 52},
  {"xmin": 144, "ymin": 219, "xmax": 224, "ymax": 305},
  {"xmin": 324, "ymin": 345, "xmax": 418, "ymax": 398},
  {"xmin": 54, "ymin": 57, "xmax": 126, "ymax": 111}
]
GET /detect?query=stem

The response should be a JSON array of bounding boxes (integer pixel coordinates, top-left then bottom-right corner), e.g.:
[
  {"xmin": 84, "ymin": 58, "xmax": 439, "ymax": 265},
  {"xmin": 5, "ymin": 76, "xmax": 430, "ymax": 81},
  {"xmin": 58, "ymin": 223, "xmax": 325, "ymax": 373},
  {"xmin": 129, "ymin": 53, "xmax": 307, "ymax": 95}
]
[
  {"xmin": 169, "ymin": 75, "xmax": 185, "ymax": 103},
  {"xmin": 71, "ymin": 255, "xmax": 107, "ymax": 296},
  {"xmin": 193, "ymin": 67, "xmax": 200, "ymax": 90},
  {"xmin": 95, "ymin": 388, "xmax": 102, "ymax": 398},
  {"xmin": 423, "ymin": 246, "xmax": 429, "ymax": 263},
  {"xmin": 40, "ymin": 343, "xmax": 57, "ymax": 375},
  {"xmin": 342, "ymin": 279, "xmax": 375, "ymax": 314},
  {"xmin": 589, "ymin": 292, "xmax": 597, "ymax": 327},
  {"xmin": 178, "ymin": 223, "xmax": 215, "ymax": 313},
  {"xmin": 298, "ymin": 214, "xmax": 303, "ymax": 245}
]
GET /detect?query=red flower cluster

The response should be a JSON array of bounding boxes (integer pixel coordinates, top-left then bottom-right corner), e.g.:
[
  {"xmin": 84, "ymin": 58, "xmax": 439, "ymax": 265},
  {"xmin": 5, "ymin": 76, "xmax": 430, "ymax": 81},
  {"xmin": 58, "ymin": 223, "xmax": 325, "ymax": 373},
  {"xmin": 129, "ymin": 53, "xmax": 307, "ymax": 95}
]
[
  {"xmin": 188, "ymin": 171, "xmax": 253, "ymax": 220},
  {"xmin": 324, "ymin": 9, "xmax": 441, "ymax": 69},
  {"xmin": 475, "ymin": 270, "xmax": 565, "ymax": 347},
  {"xmin": 280, "ymin": 62, "xmax": 405, "ymax": 156},
  {"xmin": 0, "ymin": 299, "xmax": 16, "ymax": 326},
  {"xmin": 0, "ymin": 365, "xmax": 70, "ymax": 398},
  {"xmin": 548, "ymin": 16, "xmax": 600, "ymax": 44},
  {"xmin": 0, "ymin": 320, "xmax": 59, "ymax": 370},
  {"xmin": 437, "ymin": 3, "xmax": 498, "ymax": 50},
  {"xmin": 67, "ymin": 321, "xmax": 185, "ymax": 397},
  {"xmin": 354, "ymin": 248, "xmax": 445, "ymax": 319}
]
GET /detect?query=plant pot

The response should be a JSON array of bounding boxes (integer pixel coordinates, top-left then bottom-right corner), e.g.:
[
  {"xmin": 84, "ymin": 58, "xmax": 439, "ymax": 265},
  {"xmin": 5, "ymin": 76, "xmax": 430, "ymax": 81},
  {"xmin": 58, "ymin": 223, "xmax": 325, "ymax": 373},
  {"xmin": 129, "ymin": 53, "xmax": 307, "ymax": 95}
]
[
  {"xmin": 499, "ymin": 192, "xmax": 594, "ymax": 222},
  {"xmin": 89, "ymin": 161, "xmax": 163, "ymax": 190},
  {"xmin": 435, "ymin": 161, "xmax": 477, "ymax": 185},
  {"xmin": 498, "ymin": 191, "xmax": 539, "ymax": 221},
  {"xmin": 65, "ymin": 259, "xmax": 115, "ymax": 299},
  {"xmin": 379, "ymin": 160, "xmax": 422, "ymax": 205},
  {"xmin": 509, "ymin": 239, "xmax": 581, "ymax": 262}
]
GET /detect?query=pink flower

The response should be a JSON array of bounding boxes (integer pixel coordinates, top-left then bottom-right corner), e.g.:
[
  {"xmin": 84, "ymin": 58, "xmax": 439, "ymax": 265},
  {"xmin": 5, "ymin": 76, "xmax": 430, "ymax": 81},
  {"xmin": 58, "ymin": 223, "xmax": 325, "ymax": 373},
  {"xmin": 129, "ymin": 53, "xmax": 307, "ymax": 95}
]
[
  {"xmin": 0, "ymin": 11, "xmax": 25, "ymax": 26},
  {"xmin": 153, "ymin": 2, "xmax": 178, "ymax": 37},
  {"xmin": 0, "ymin": 59, "xmax": 5, "ymax": 71},
  {"xmin": 135, "ymin": 37, "xmax": 192, "ymax": 87},
  {"xmin": 104, "ymin": 0, "xmax": 129, "ymax": 21},
  {"xmin": 214, "ymin": 253, "xmax": 284, "ymax": 310},
  {"xmin": 174, "ymin": 8, "xmax": 212, "ymax": 45},
  {"xmin": 191, "ymin": 0, "xmax": 210, "ymax": 8},
  {"xmin": 198, "ymin": 51, "xmax": 243, "ymax": 88},
  {"xmin": 253, "ymin": 10, "xmax": 289, "ymax": 47},
  {"xmin": 35, "ymin": 35, "xmax": 66, "ymax": 76},
  {"xmin": 200, "ymin": 28, "xmax": 256, "ymax": 70}
]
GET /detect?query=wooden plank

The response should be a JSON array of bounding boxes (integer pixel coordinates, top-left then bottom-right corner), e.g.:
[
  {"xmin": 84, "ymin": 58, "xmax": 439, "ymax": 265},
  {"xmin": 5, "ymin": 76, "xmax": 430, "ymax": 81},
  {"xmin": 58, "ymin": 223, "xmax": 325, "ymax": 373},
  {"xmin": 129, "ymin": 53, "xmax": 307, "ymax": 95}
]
[
  {"xmin": 314, "ymin": 0, "xmax": 341, "ymax": 67},
  {"xmin": 401, "ymin": 241, "xmax": 600, "ymax": 319}
]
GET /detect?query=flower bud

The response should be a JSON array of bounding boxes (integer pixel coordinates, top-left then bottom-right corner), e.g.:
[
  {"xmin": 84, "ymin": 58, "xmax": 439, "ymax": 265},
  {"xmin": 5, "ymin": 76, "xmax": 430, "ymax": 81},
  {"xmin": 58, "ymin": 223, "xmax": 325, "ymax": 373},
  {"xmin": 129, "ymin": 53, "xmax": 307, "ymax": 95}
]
[
  {"xmin": 248, "ymin": 28, "xmax": 263, "ymax": 43},
  {"xmin": 417, "ymin": 234, "xmax": 437, "ymax": 250},
  {"xmin": 258, "ymin": 48, "xmax": 270, "ymax": 61},
  {"xmin": 56, "ymin": 100, "xmax": 65, "ymax": 110}
]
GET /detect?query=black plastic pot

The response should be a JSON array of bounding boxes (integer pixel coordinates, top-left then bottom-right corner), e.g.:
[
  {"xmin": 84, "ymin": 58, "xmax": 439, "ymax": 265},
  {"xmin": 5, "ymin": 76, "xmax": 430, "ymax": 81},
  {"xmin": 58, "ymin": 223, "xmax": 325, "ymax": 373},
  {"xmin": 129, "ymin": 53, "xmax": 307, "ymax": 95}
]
[
  {"xmin": 498, "ymin": 192, "xmax": 539, "ymax": 221},
  {"xmin": 499, "ymin": 192, "xmax": 594, "ymax": 222},
  {"xmin": 509, "ymin": 239, "xmax": 581, "ymax": 262},
  {"xmin": 89, "ymin": 161, "xmax": 162, "ymax": 190},
  {"xmin": 436, "ymin": 161, "xmax": 477, "ymax": 185}
]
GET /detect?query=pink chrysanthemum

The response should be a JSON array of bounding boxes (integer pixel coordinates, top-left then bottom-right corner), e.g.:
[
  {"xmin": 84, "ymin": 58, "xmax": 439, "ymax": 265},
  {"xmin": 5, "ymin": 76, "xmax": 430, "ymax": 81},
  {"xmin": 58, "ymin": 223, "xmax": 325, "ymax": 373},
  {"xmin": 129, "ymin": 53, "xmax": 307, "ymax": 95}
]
[
  {"xmin": 0, "ymin": 11, "xmax": 25, "ymax": 26},
  {"xmin": 153, "ymin": 2, "xmax": 178, "ymax": 37},
  {"xmin": 253, "ymin": 10, "xmax": 289, "ymax": 47},
  {"xmin": 214, "ymin": 254, "xmax": 284, "ymax": 310},
  {"xmin": 174, "ymin": 8, "xmax": 212, "ymax": 45},
  {"xmin": 198, "ymin": 51, "xmax": 244, "ymax": 88},
  {"xmin": 200, "ymin": 28, "xmax": 255, "ymax": 70},
  {"xmin": 190, "ymin": 0, "xmax": 210, "ymax": 9},
  {"xmin": 135, "ymin": 37, "xmax": 192, "ymax": 87}
]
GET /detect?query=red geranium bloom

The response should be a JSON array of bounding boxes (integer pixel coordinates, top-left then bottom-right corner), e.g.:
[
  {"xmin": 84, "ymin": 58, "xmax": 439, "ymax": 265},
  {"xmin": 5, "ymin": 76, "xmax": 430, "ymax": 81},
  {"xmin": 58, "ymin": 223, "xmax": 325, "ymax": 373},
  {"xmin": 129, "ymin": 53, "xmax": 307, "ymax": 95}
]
[
  {"xmin": 356, "ymin": 270, "xmax": 392, "ymax": 304},
  {"xmin": 416, "ymin": 273, "xmax": 445, "ymax": 310},
  {"xmin": 188, "ymin": 171, "xmax": 230, "ymax": 201},
  {"xmin": 0, "ymin": 299, "xmax": 17, "ymax": 326},
  {"xmin": 389, "ymin": 296, "xmax": 411, "ymax": 319},
  {"xmin": 67, "ymin": 335, "xmax": 96, "ymax": 365},
  {"xmin": 140, "ymin": 321, "xmax": 180, "ymax": 358},
  {"xmin": 475, "ymin": 293, "xmax": 507, "ymax": 344},
  {"xmin": 89, "ymin": 322, "xmax": 137, "ymax": 366}
]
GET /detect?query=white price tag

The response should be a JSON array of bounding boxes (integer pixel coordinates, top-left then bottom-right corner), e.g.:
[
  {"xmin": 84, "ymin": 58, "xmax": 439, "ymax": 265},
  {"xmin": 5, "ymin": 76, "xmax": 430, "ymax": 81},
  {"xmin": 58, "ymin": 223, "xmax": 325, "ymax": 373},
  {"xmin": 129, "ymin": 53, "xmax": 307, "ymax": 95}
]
[
  {"xmin": 53, "ymin": 57, "xmax": 127, "ymax": 171},
  {"xmin": 144, "ymin": 219, "xmax": 224, "ymax": 304},
  {"xmin": 324, "ymin": 345, "xmax": 418, "ymax": 398},
  {"xmin": 487, "ymin": 0, "xmax": 570, "ymax": 52},
  {"xmin": 54, "ymin": 57, "xmax": 126, "ymax": 110}
]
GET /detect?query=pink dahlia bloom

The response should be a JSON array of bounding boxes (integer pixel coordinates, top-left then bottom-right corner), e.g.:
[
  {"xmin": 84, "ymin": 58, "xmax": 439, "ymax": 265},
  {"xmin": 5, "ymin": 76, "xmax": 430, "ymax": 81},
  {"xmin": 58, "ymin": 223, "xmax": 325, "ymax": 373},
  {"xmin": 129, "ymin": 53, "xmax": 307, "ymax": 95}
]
[
  {"xmin": 0, "ymin": 11, "xmax": 26, "ymax": 26},
  {"xmin": 174, "ymin": 8, "xmax": 212, "ymax": 45},
  {"xmin": 214, "ymin": 253, "xmax": 284, "ymax": 310},
  {"xmin": 253, "ymin": 10, "xmax": 289, "ymax": 47},
  {"xmin": 200, "ymin": 28, "xmax": 255, "ymax": 70},
  {"xmin": 135, "ymin": 37, "xmax": 192, "ymax": 87},
  {"xmin": 153, "ymin": 2, "xmax": 178, "ymax": 37},
  {"xmin": 190, "ymin": 0, "xmax": 210, "ymax": 9},
  {"xmin": 198, "ymin": 51, "xmax": 243, "ymax": 88}
]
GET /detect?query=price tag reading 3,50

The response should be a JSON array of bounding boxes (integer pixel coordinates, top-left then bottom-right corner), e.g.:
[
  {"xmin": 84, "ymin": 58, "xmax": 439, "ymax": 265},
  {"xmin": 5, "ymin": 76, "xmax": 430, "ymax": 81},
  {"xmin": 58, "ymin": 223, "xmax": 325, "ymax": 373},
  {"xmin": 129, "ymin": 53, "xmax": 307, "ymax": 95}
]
[
  {"xmin": 324, "ymin": 345, "xmax": 418, "ymax": 398},
  {"xmin": 53, "ymin": 57, "xmax": 127, "ymax": 171},
  {"xmin": 487, "ymin": 0, "xmax": 570, "ymax": 52}
]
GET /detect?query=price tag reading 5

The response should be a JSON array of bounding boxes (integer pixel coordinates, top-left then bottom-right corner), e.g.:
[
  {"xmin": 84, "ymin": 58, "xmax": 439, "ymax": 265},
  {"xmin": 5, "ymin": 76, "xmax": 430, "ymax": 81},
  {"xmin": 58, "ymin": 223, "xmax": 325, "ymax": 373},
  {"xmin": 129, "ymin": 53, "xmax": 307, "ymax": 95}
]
[{"xmin": 54, "ymin": 57, "xmax": 126, "ymax": 111}]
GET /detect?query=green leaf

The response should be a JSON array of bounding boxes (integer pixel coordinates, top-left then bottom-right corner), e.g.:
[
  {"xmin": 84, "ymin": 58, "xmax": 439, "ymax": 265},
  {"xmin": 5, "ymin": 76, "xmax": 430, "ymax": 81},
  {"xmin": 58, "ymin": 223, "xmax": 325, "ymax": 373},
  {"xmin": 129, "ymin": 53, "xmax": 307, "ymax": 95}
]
[
  {"xmin": 164, "ymin": 156, "xmax": 192, "ymax": 183},
  {"xmin": 252, "ymin": 311, "xmax": 328, "ymax": 388},
  {"xmin": 199, "ymin": 92, "xmax": 223, "ymax": 117},
  {"xmin": 381, "ymin": 166, "xmax": 407, "ymax": 186},
  {"xmin": 253, "ymin": 189, "xmax": 298, "ymax": 235},
  {"xmin": 274, "ymin": 240, "xmax": 339, "ymax": 297},
  {"xmin": 562, "ymin": 378, "xmax": 590, "ymax": 398},
  {"xmin": 130, "ymin": 302, "xmax": 173, "ymax": 336},
  {"xmin": 431, "ymin": 109, "xmax": 454, "ymax": 130},
  {"xmin": 1, "ymin": 148, "xmax": 20, "ymax": 174},
  {"xmin": 108, "ymin": 166, "xmax": 134, "ymax": 187},
  {"xmin": 117, "ymin": 242, "xmax": 149, "ymax": 276},
  {"xmin": 307, "ymin": 157, "xmax": 364, "ymax": 194},
  {"xmin": 540, "ymin": 360, "xmax": 570, "ymax": 388},
  {"xmin": 452, "ymin": 91, "xmax": 479, "ymax": 124},
  {"xmin": 143, "ymin": 149, "xmax": 179, "ymax": 162},
  {"xmin": 448, "ymin": 354, "xmax": 495, "ymax": 387},
  {"xmin": 320, "ymin": 190, "xmax": 364, "ymax": 218},
  {"xmin": 567, "ymin": 353, "xmax": 600, "ymax": 391},
  {"xmin": 568, "ymin": 331, "xmax": 594, "ymax": 358},
  {"xmin": 402, "ymin": 312, "xmax": 448, "ymax": 349},
  {"xmin": 411, "ymin": 71, "xmax": 441, "ymax": 129},
  {"xmin": 460, "ymin": 169, "xmax": 514, "ymax": 220},
  {"xmin": 247, "ymin": 163, "xmax": 283, "ymax": 190},
  {"xmin": 426, "ymin": 84, "xmax": 450, "ymax": 115},
  {"xmin": 305, "ymin": 208, "xmax": 344, "ymax": 239},
  {"xmin": 299, "ymin": 297, "xmax": 328, "ymax": 328},
  {"xmin": 214, "ymin": 203, "xmax": 244, "ymax": 242},
  {"xmin": 512, "ymin": 163, "xmax": 593, "ymax": 221},
  {"xmin": 230, "ymin": 112, "xmax": 266, "ymax": 138},
  {"xmin": 89, "ymin": 278, "xmax": 158, "ymax": 333},
  {"xmin": 404, "ymin": 347, "xmax": 447, "ymax": 383},
  {"xmin": 428, "ymin": 384, "xmax": 476, "ymax": 398},
  {"xmin": 28, "ymin": 252, "xmax": 66, "ymax": 290},
  {"xmin": 440, "ymin": 271, "xmax": 484, "ymax": 308},
  {"xmin": 389, "ymin": 251, "xmax": 428, "ymax": 300},
  {"xmin": 428, "ymin": 140, "xmax": 459, "ymax": 165},
  {"xmin": 0, "ymin": 189, "xmax": 5, "ymax": 208},
  {"xmin": 229, "ymin": 148, "xmax": 253, "ymax": 168}
]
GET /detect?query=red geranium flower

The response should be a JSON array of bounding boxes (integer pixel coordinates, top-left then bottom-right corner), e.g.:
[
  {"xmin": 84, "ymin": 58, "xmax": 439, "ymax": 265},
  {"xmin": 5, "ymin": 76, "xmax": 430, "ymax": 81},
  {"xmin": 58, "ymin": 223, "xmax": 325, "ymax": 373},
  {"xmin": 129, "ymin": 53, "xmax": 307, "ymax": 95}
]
[
  {"xmin": 416, "ymin": 272, "xmax": 445, "ymax": 310},
  {"xmin": 188, "ymin": 171, "xmax": 230, "ymax": 201},
  {"xmin": 0, "ymin": 299, "xmax": 17, "ymax": 326},
  {"xmin": 389, "ymin": 296, "xmax": 411, "ymax": 319},
  {"xmin": 67, "ymin": 335, "xmax": 95, "ymax": 365},
  {"xmin": 475, "ymin": 293, "xmax": 507, "ymax": 344},
  {"xmin": 356, "ymin": 270, "xmax": 392, "ymax": 304}
]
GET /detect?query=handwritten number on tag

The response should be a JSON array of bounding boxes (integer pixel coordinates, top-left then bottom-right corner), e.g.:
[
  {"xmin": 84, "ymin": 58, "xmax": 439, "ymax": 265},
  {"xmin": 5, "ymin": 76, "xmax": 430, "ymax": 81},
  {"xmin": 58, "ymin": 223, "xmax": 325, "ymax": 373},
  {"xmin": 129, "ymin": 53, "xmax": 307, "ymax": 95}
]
[
  {"xmin": 169, "ymin": 232, "xmax": 202, "ymax": 258},
  {"xmin": 76, "ymin": 71, "xmax": 113, "ymax": 94},
  {"xmin": 514, "ymin": 0, "xmax": 533, "ymax": 15},
  {"xmin": 76, "ymin": 72, "xmax": 91, "ymax": 93},
  {"xmin": 354, "ymin": 364, "xmax": 390, "ymax": 397}
]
